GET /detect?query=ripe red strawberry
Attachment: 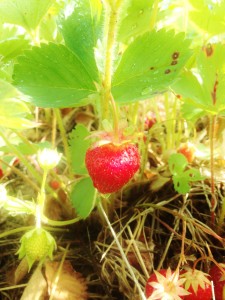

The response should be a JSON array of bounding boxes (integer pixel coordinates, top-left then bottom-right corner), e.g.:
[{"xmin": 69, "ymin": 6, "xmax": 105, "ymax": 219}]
[
  {"xmin": 180, "ymin": 268, "xmax": 212, "ymax": 300},
  {"xmin": 145, "ymin": 268, "xmax": 189, "ymax": 300},
  {"xmin": 85, "ymin": 142, "xmax": 140, "ymax": 194},
  {"xmin": 209, "ymin": 264, "xmax": 225, "ymax": 300}
]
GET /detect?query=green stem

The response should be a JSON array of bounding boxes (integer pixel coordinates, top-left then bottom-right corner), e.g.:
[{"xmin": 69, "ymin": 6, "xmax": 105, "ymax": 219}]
[
  {"xmin": 41, "ymin": 215, "xmax": 80, "ymax": 226},
  {"xmin": 101, "ymin": 0, "xmax": 122, "ymax": 139},
  {"xmin": 54, "ymin": 108, "xmax": 73, "ymax": 178},
  {"xmin": 209, "ymin": 115, "xmax": 216, "ymax": 227},
  {"xmin": 0, "ymin": 158, "xmax": 40, "ymax": 192},
  {"xmin": 218, "ymin": 197, "xmax": 225, "ymax": 229},
  {"xmin": 36, "ymin": 168, "xmax": 48, "ymax": 228},
  {"xmin": 40, "ymin": 169, "xmax": 48, "ymax": 205},
  {"xmin": 0, "ymin": 226, "xmax": 33, "ymax": 238}
]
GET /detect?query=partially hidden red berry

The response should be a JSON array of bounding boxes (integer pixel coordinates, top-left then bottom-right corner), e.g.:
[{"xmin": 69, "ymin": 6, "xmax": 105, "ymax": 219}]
[
  {"xmin": 145, "ymin": 268, "xmax": 189, "ymax": 299},
  {"xmin": 177, "ymin": 143, "xmax": 195, "ymax": 163},
  {"xmin": 209, "ymin": 264, "xmax": 225, "ymax": 300},
  {"xmin": 144, "ymin": 112, "xmax": 156, "ymax": 130},
  {"xmin": 85, "ymin": 142, "xmax": 140, "ymax": 194},
  {"xmin": 50, "ymin": 180, "xmax": 61, "ymax": 190},
  {"xmin": 180, "ymin": 268, "xmax": 212, "ymax": 300},
  {"xmin": 145, "ymin": 269, "xmax": 167, "ymax": 298}
]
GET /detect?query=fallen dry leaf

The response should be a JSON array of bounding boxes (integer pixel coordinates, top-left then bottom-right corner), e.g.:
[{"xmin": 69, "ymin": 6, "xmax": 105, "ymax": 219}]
[
  {"xmin": 45, "ymin": 260, "xmax": 88, "ymax": 300},
  {"xmin": 20, "ymin": 266, "xmax": 47, "ymax": 300},
  {"xmin": 14, "ymin": 257, "xmax": 29, "ymax": 284}
]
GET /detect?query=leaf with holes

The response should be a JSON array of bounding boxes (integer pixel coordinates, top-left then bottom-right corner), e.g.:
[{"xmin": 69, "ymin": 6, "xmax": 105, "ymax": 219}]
[
  {"xmin": 0, "ymin": 0, "xmax": 53, "ymax": 31},
  {"xmin": 13, "ymin": 43, "xmax": 97, "ymax": 108},
  {"xmin": 112, "ymin": 29, "xmax": 191, "ymax": 104},
  {"xmin": 71, "ymin": 177, "xmax": 97, "ymax": 219},
  {"xmin": 169, "ymin": 153, "xmax": 204, "ymax": 194},
  {"xmin": 168, "ymin": 153, "xmax": 188, "ymax": 175}
]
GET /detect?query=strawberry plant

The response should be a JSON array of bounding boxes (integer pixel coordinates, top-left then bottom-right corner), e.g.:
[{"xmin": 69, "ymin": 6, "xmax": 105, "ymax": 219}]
[{"xmin": 1, "ymin": 0, "xmax": 225, "ymax": 299}]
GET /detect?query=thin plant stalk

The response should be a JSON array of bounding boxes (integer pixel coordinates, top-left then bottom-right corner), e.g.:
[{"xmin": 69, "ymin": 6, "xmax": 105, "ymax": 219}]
[
  {"xmin": 101, "ymin": 0, "xmax": 122, "ymax": 140},
  {"xmin": 98, "ymin": 200, "xmax": 147, "ymax": 300},
  {"xmin": 0, "ymin": 131, "xmax": 43, "ymax": 185},
  {"xmin": 54, "ymin": 108, "xmax": 73, "ymax": 178},
  {"xmin": 209, "ymin": 115, "xmax": 217, "ymax": 226}
]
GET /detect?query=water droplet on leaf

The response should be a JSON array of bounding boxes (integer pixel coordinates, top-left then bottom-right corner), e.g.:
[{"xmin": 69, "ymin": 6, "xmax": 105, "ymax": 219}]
[{"xmin": 141, "ymin": 87, "xmax": 152, "ymax": 95}]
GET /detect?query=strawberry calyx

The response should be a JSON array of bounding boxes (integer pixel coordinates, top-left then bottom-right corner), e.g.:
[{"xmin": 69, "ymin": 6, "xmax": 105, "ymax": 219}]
[
  {"xmin": 145, "ymin": 268, "xmax": 189, "ymax": 300},
  {"xmin": 180, "ymin": 267, "xmax": 212, "ymax": 299},
  {"xmin": 17, "ymin": 227, "xmax": 56, "ymax": 270}
]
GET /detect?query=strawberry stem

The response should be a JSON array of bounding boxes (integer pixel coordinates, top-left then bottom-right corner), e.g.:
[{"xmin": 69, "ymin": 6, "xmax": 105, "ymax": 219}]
[
  {"xmin": 209, "ymin": 115, "xmax": 217, "ymax": 227},
  {"xmin": 101, "ymin": 0, "xmax": 122, "ymax": 141},
  {"xmin": 54, "ymin": 108, "xmax": 73, "ymax": 178},
  {"xmin": 36, "ymin": 168, "xmax": 48, "ymax": 228}
]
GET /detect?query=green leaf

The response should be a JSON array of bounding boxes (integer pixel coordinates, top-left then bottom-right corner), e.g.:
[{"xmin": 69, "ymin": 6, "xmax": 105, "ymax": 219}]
[
  {"xmin": 197, "ymin": 43, "xmax": 225, "ymax": 114},
  {"xmin": 180, "ymin": 102, "xmax": 205, "ymax": 121},
  {"xmin": 71, "ymin": 177, "xmax": 97, "ymax": 219},
  {"xmin": 169, "ymin": 153, "xmax": 204, "ymax": 194},
  {"xmin": 13, "ymin": 43, "xmax": 97, "ymax": 108},
  {"xmin": 168, "ymin": 153, "xmax": 188, "ymax": 176},
  {"xmin": 0, "ymin": 141, "xmax": 51, "ymax": 156},
  {"xmin": 0, "ymin": 0, "xmax": 54, "ymax": 31},
  {"xmin": 185, "ymin": 168, "xmax": 205, "ymax": 182},
  {"xmin": 172, "ymin": 70, "xmax": 206, "ymax": 106},
  {"xmin": 68, "ymin": 124, "xmax": 92, "ymax": 175},
  {"xmin": 172, "ymin": 175, "xmax": 191, "ymax": 194},
  {"xmin": 118, "ymin": 0, "xmax": 154, "ymax": 43},
  {"xmin": 59, "ymin": 0, "xmax": 102, "ymax": 82},
  {"xmin": 173, "ymin": 43, "xmax": 225, "ymax": 117},
  {"xmin": 0, "ymin": 37, "xmax": 30, "ymax": 62},
  {"xmin": 112, "ymin": 29, "xmax": 191, "ymax": 104},
  {"xmin": 189, "ymin": 0, "xmax": 225, "ymax": 36},
  {"xmin": 0, "ymin": 79, "xmax": 35, "ymax": 129}
]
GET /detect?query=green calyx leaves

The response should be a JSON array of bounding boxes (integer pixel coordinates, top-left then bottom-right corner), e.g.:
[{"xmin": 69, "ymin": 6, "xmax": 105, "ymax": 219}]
[
  {"xmin": 168, "ymin": 153, "xmax": 204, "ymax": 194},
  {"xmin": 17, "ymin": 228, "xmax": 56, "ymax": 270}
]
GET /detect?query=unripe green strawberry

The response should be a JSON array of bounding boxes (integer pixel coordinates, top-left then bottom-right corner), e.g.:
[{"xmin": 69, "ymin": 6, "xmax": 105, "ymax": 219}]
[
  {"xmin": 85, "ymin": 142, "xmax": 140, "ymax": 194},
  {"xmin": 17, "ymin": 228, "xmax": 56, "ymax": 270}
]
